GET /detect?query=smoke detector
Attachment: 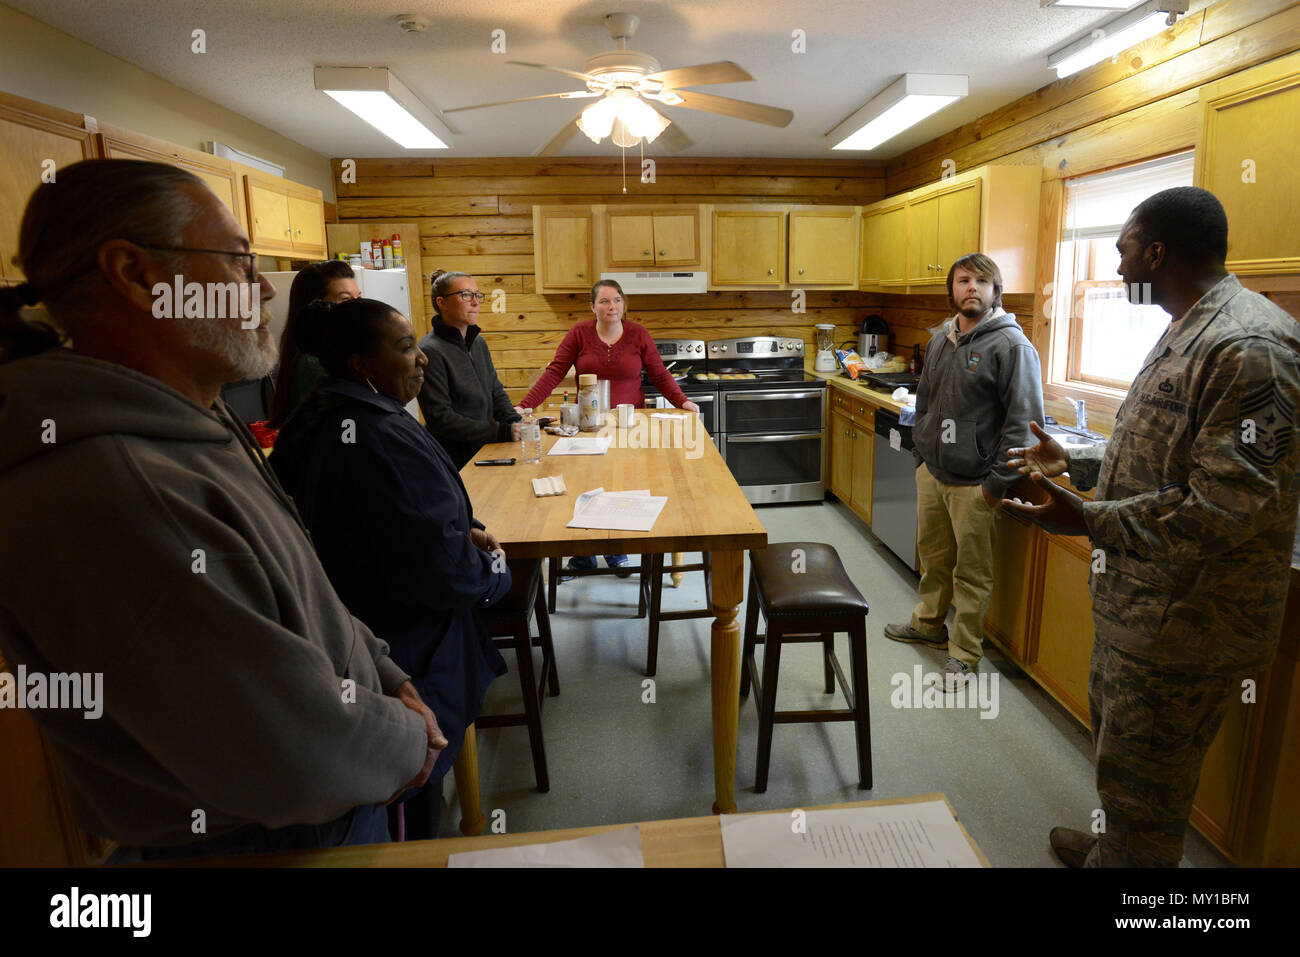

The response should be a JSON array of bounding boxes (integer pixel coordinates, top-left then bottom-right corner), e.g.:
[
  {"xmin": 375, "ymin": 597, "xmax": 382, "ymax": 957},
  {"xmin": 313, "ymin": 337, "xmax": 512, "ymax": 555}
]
[{"xmin": 394, "ymin": 14, "xmax": 429, "ymax": 34}]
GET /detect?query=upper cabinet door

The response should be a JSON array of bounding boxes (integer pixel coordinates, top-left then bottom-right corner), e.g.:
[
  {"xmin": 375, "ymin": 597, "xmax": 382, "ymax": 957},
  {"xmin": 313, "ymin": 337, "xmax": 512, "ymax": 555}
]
[
  {"xmin": 537, "ymin": 209, "xmax": 592, "ymax": 290},
  {"xmin": 906, "ymin": 195, "xmax": 940, "ymax": 284},
  {"xmin": 246, "ymin": 178, "xmax": 294, "ymax": 255},
  {"xmin": 97, "ymin": 128, "xmax": 243, "ymax": 229},
  {"xmin": 0, "ymin": 104, "xmax": 96, "ymax": 281},
  {"xmin": 287, "ymin": 193, "xmax": 326, "ymax": 256},
  {"xmin": 651, "ymin": 210, "xmax": 699, "ymax": 266},
  {"xmin": 712, "ymin": 210, "xmax": 784, "ymax": 286},
  {"xmin": 788, "ymin": 210, "xmax": 857, "ymax": 284},
  {"xmin": 936, "ymin": 181, "xmax": 982, "ymax": 279},
  {"xmin": 1197, "ymin": 50, "xmax": 1300, "ymax": 275},
  {"xmin": 606, "ymin": 212, "xmax": 655, "ymax": 267}
]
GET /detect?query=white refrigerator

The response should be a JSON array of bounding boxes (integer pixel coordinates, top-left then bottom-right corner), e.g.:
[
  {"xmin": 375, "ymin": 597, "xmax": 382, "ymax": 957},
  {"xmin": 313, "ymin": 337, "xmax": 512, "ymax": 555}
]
[{"xmin": 264, "ymin": 268, "xmax": 421, "ymax": 419}]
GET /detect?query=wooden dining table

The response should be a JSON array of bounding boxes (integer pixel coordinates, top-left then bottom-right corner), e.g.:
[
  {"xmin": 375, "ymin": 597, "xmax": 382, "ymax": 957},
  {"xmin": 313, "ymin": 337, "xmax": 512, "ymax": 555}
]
[{"xmin": 450, "ymin": 410, "xmax": 766, "ymax": 829}]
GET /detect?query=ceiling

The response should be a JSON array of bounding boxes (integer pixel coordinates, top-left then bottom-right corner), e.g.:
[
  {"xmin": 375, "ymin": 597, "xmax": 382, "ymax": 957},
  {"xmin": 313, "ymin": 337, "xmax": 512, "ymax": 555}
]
[{"xmin": 10, "ymin": 0, "xmax": 1210, "ymax": 160}]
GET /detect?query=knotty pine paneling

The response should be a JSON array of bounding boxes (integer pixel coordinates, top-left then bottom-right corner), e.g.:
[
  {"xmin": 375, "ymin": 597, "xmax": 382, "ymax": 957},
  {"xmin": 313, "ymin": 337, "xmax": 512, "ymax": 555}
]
[{"xmin": 337, "ymin": 157, "xmax": 885, "ymax": 404}]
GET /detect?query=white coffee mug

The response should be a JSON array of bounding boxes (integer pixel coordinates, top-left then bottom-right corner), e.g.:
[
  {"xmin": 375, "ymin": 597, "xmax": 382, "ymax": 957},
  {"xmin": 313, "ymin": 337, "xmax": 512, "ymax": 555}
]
[{"xmin": 617, "ymin": 403, "xmax": 635, "ymax": 428}]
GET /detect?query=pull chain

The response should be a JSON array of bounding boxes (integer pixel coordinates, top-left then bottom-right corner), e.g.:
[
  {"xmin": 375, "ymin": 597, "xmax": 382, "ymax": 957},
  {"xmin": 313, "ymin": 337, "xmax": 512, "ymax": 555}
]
[{"xmin": 621, "ymin": 138, "xmax": 627, "ymax": 194}]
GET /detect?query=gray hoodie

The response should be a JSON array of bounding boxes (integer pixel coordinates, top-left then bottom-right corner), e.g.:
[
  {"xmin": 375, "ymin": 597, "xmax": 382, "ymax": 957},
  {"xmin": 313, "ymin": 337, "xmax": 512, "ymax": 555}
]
[
  {"xmin": 912, "ymin": 308, "xmax": 1045, "ymax": 498},
  {"xmin": 0, "ymin": 349, "xmax": 427, "ymax": 848}
]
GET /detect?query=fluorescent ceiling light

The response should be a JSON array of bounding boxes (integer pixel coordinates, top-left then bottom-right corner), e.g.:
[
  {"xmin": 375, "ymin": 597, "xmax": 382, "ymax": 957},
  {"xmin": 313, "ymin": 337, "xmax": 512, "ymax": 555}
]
[
  {"xmin": 1047, "ymin": 0, "xmax": 1188, "ymax": 78},
  {"xmin": 826, "ymin": 74, "xmax": 968, "ymax": 151},
  {"xmin": 1042, "ymin": 0, "xmax": 1140, "ymax": 9},
  {"xmin": 314, "ymin": 67, "xmax": 452, "ymax": 149}
]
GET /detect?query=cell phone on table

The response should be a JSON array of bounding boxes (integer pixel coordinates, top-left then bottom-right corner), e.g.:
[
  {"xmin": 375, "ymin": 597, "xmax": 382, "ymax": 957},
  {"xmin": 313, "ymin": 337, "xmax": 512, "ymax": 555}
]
[{"xmin": 474, "ymin": 458, "xmax": 517, "ymax": 466}]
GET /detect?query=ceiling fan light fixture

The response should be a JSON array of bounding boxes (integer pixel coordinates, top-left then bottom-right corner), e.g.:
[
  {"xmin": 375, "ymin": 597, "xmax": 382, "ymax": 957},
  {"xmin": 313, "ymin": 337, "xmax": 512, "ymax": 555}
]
[
  {"xmin": 577, "ymin": 96, "xmax": 619, "ymax": 142},
  {"xmin": 826, "ymin": 73, "xmax": 967, "ymax": 151},
  {"xmin": 314, "ymin": 66, "xmax": 451, "ymax": 149}
]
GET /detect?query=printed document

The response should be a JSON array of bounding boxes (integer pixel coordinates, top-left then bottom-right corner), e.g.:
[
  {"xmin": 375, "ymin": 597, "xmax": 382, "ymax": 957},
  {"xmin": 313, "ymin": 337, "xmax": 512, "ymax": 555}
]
[
  {"xmin": 720, "ymin": 800, "xmax": 982, "ymax": 868},
  {"xmin": 567, "ymin": 487, "xmax": 667, "ymax": 532},
  {"xmin": 447, "ymin": 826, "xmax": 644, "ymax": 868}
]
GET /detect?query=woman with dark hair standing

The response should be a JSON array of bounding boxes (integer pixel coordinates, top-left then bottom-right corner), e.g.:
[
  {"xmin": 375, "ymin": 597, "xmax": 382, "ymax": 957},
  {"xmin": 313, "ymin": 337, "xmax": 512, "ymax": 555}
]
[
  {"xmin": 270, "ymin": 297, "xmax": 510, "ymax": 839},
  {"xmin": 417, "ymin": 269, "xmax": 522, "ymax": 469},
  {"xmin": 267, "ymin": 260, "xmax": 360, "ymax": 427},
  {"xmin": 520, "ymin": 279, "xmax": 698, "ymax": 576}
]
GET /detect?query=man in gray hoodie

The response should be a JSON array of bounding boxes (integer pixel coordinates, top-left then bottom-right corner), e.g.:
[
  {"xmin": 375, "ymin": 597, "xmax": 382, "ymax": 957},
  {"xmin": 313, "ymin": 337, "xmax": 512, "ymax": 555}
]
[
  {"xmin": 0, "ymin": 159, "xmax": 439, "ymax": 857},
  {"xmin": 885, "ymin": 253, "xmax": 1044, "ymax": 686}
]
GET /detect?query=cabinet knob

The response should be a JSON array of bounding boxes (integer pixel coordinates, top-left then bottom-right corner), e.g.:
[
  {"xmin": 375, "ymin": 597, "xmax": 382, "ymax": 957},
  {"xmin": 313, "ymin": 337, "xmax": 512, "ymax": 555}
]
[
  {"xmin": 643, "ymin": 250, "xmax": 651, "ymax": 255},
  {"xmin": 286, "ymin": 228, "xmax": 292, "ymax": 237},
  {"xmin": 927, "ymin": 264, "xmax": 934, "ymax": 271},
  {"xmin": 768, "ymin": 268, "xmax": 774, "ymax": 275},
  {"xmin": 577, "ymin": 272, "xmax": 584, "ymax": 277},
  {"xmin": 798, "ymin": 267, "xmax": 805, "ymax": 275},
  {"xmin": 659, "ymin": 249, "xmax": 666, "ymax": 256},
  {"xmin": 936, "ymin": 263, "xmax": 943, "ymax": 272}
]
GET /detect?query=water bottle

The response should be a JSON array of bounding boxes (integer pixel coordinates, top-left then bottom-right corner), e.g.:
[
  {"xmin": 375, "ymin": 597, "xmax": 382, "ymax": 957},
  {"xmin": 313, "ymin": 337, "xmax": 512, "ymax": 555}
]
[{"xmin": 520, "ymin": 408, "xmax": 542, "ymax": 464}]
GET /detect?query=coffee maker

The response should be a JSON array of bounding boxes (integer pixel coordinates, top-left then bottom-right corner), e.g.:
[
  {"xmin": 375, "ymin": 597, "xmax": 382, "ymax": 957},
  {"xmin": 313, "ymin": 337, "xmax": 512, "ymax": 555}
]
[{"xmin": 857, "ymin": 314, "xmax": 891, "ymax": 357}]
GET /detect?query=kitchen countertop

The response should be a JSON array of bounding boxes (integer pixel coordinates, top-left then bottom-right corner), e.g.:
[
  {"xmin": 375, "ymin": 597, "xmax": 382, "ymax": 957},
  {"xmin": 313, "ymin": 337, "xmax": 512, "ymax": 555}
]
[{"xmin": 808, "ymin": 368, "xmax": 912, "ymax": 415}]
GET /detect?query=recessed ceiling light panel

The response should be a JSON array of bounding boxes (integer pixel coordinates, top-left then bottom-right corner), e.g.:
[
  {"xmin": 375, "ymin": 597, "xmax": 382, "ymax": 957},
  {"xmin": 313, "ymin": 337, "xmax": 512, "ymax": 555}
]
[{"xmin": 314, "ymin": 66, "xmax": 452, "ymax": 149}]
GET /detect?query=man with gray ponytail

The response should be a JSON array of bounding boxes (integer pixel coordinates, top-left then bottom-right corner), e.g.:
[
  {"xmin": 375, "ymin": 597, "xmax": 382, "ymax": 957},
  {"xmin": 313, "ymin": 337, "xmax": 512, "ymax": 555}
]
[{"xmin": 0, "ymin": 160, "xmax": 438, "ymax": 858}]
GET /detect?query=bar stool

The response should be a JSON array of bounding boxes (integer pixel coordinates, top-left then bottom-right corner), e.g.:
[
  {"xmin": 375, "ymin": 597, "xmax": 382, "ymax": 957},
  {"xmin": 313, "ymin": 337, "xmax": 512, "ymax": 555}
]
[
  {"xmin": 644, "ymin": 552, "xmax": 712, "ymax": 676},
  {"xmin": 546, "ymin": 554, "xmax": 652, "ymax": 619},
  {"xmin": 476, "ymin": 558, "xmax": 560, "ymax": 792},
  {"xmin": 740, "ymin": 542, "xmax": 872, "ymax": 792}
]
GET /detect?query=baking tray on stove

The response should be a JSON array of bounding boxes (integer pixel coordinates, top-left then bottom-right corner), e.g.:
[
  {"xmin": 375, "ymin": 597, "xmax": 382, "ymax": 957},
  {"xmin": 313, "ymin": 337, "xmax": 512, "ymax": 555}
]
[{"xmin": 859, "ymin": 371, "xmax": 921, "ymax": 392}]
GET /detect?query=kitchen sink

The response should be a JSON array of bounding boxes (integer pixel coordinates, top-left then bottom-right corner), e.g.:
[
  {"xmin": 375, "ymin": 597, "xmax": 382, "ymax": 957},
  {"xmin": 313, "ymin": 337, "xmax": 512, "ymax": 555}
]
[{"xmin": 1042, "ymin": 423, "xmax": 1105, "ymax": 447}]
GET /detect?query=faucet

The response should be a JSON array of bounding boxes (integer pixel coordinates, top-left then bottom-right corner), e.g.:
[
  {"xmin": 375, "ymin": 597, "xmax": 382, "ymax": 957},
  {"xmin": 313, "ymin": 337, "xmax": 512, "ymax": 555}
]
[{"xmin": 1067, "ymin": 397, "xmax": 1087, "ymax": 431}]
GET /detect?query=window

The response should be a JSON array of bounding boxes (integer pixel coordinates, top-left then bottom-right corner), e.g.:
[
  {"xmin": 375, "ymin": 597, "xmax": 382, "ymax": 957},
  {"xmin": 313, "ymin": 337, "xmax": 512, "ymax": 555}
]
[{"xmin": 1051, "ymin": 152, "xmax": 1194, "ymax": 391}]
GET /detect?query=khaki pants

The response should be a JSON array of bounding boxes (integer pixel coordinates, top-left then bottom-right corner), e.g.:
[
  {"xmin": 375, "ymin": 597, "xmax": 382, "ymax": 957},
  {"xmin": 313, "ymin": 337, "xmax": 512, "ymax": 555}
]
[{"xmin": 910, "ymin": 464, "xmax": 998, "ymax": 667}]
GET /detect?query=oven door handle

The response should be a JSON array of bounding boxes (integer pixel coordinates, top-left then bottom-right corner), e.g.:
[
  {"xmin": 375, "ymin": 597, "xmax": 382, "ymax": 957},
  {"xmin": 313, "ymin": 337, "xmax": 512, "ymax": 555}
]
[
  {"xmin": 724, "ymin": 390, "xmax": 824, "ymax": 402},
  {"xmin": 725, "ymin": 433, "xmax": 823, "ymax": 443}
]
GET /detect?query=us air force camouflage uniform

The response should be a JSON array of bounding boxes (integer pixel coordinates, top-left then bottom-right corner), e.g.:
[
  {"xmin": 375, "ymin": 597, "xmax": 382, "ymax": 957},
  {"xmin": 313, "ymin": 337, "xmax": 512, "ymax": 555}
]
[{"xmin": 1065, "ymin": 275, "xmax": 1300, "ymax": 866}]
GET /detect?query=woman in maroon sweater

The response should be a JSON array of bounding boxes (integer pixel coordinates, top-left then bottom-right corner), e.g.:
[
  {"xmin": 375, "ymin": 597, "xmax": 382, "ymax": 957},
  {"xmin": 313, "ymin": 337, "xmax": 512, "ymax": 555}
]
[{"xmin": 521, "ymin": 279, "xmax": 699, "ymax": 576}]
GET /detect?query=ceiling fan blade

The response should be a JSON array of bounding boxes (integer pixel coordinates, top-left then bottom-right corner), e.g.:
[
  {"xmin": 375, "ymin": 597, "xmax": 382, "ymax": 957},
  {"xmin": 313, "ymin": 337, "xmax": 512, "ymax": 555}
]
[
  {"xmin": 654, "ymin": 122, "xmax": 693, "ymax": 154},
  {"xmin": 445, "ymin": 90, "xmax": 599, "ymax": 114},
  {"xmin": 536, "ymin": 108, "xmax": 588, "ymax": 157},
  {"xmin": 506, "ymin": 60, "xmax": 595, "ymax": 84},
  {"xmin": 668, "ymin": 89, "xmax": 793, "ymax": 128},
  {"xmin": 644, "ymin": 61, "xmax": 753, "ymax": 90}
]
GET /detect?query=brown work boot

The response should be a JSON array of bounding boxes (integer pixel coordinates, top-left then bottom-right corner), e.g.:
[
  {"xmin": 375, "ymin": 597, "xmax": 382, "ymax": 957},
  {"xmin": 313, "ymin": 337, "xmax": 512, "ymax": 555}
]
[{"xmin": 1049, "ymin": 826, "xmax": 1096, "ymax": 868}]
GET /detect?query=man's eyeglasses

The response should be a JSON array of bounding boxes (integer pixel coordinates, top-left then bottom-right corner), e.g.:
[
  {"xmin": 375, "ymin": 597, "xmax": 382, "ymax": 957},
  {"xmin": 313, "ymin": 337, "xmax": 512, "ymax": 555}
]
[
  {"xmin": 446, "ymin": 290, "xmax": 486, "ymax": 304},
  {"xmin": 138, "ymin": 245, "xmax": 257, "ymax": 282}
]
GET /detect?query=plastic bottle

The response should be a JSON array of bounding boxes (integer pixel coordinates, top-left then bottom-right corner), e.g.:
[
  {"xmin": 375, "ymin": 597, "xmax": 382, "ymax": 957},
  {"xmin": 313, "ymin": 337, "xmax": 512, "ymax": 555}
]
[{"xmin": 520, "ymin": 408, "xmax": 542, "ymax": 463}]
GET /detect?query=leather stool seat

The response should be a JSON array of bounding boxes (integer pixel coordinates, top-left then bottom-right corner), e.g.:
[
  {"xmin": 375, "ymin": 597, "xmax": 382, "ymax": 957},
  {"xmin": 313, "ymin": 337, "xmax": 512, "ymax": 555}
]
[{"xmin": 750, "ymin": 543, "xmax": 870, "ymax": 616}]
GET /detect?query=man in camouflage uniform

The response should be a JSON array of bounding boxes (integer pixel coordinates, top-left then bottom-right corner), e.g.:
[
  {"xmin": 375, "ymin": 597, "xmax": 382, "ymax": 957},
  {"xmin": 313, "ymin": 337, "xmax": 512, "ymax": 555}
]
[{"xmin": 1003, "ymin": 187, "xmax": 1300, "ymax": 867}]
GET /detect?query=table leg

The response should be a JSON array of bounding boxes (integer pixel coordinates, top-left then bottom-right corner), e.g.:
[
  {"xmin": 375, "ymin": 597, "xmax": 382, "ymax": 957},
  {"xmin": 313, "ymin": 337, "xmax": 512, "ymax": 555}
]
[
  {"xmin": 710, "ymin": 549, "xmax": 743, "ymax": 814},
  {"xmin": 671, "ymin": 551, "xmax": 684, "ymax": 588},
  {"xmin": 453, "ymin": 723, "xmax": 486, "ymax": 836}
]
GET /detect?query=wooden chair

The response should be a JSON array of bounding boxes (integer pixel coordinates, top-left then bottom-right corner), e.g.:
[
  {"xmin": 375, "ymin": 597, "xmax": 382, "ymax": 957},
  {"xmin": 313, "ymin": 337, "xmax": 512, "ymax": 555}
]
[
  {"xmin": 740, "ymin": 542, "xmax": 872, "ymax": 792},
  {"xmin": 477, "ymin": 558, "xmax": 560, "ymax": 792},
  {"xmin": 644, "ymin": 552, "xmax": 712, "ymax": 677}
]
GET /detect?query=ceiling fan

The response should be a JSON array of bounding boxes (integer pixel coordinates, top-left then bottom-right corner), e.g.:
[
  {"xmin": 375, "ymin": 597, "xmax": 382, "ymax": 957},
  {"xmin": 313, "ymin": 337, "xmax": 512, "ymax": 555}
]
[{"xmin": 445, "ymin": 12, "xmax": 794, "ymax": 155}]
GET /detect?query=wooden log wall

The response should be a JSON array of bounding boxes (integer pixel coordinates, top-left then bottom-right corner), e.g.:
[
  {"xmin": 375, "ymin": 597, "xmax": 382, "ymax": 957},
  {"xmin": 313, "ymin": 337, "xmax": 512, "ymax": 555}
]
[
  {"xmin": 333, "ymin": 157, "xmax": 885, "ymax": 404},
  {"xmin": 872, "ymin": 0, "xmax": 1300, "ymax": 433}
]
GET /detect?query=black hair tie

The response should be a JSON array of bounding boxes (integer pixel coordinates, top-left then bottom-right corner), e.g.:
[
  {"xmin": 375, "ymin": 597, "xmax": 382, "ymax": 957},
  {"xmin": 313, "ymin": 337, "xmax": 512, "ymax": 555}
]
[{"xmin": 15, "ymin": 283, "xmax": 40, "ymax": 306}]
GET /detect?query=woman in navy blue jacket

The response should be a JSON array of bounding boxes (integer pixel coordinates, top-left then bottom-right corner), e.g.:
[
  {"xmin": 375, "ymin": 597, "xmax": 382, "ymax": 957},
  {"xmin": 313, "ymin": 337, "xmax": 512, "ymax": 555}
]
[{"xmin": 270, "ymin": 298, "xmax": 510, "ymax": 840}]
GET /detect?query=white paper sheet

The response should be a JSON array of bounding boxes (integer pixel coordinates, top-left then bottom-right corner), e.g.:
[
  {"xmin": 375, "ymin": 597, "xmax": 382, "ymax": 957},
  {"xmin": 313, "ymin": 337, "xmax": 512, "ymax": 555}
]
[
  {"xmin": 547, "ymin": 436, "xmax": 613, "ymax": 456},
  {"xmin": 889, "ymin": 428, "xmax": 902, "ymax": 451},
  {"xmin": 566, "ymin": 487, "xmax": 667, "ymax": 532},
  {"xmin": 720, "ymin": 800, "xmax": 982, "ymax": 868},
  {"xmin": 447, "ymin": 826, "xmax": 644, "ymax": 868}
]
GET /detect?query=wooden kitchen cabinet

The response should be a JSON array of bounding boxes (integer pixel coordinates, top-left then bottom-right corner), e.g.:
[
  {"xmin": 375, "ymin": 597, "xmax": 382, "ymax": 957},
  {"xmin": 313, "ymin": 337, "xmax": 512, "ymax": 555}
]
[
  {"xmin": 984, "ymin": 509, "xmax": 1040, "ymax": 663},
  {"xmin": 829, "ymin": 409, "xmax": 854, "ymax": 501},
  {"xmin": 1195, "ymin": 49, "xmax": 1300, "ymax": 275},
  {"xmin": 788, "ymin": 209, "xmax": 857, "ymax": 285},
  {"xmin": 533, "ymin": 206, "xmax": 593, "ymax": 292},
  {"xmin": 905, "ymin": 179, "xmax": 980, "ymax": 285},
  {"xmin": 606, "ymin": 207, "xmax": 699, "ymax": 268},
  {"xmin": 860, "ymin": 200, "xmax": 907, "ymax": 290},
  {"xmin": 95, "ymin": 124, "xmax": 244, "ymax": 229},
  {"xmin": 242, "ymin": 168, "xmax": 326, "ymax": 259},
  {"xmin": 711, "ymin": 210, "xmax": 784, "ymax": 286},
  {"xmin": 1026, "ymin": 533, "xmax": 1094, "ymax": 722},
  {"xmin": 0, "ymin": 93, "xmax": 97, "ymax": 283},
  {"xmin": 826, "ymin": 386, "xmax": 875, "ymax": 525}
]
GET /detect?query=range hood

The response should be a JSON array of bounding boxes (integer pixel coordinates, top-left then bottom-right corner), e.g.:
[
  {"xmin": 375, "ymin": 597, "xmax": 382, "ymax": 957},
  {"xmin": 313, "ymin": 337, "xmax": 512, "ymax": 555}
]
[{"xmin": 601, "ymin": 271, "xmax": 708, "ymax": 295}]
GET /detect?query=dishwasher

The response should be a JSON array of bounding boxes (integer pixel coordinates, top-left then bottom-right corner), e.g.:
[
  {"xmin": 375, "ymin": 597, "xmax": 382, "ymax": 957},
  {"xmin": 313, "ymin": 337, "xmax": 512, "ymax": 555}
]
[{"xmin": 872, "ymin": 409, "xmax": 918, "ymax": 571}]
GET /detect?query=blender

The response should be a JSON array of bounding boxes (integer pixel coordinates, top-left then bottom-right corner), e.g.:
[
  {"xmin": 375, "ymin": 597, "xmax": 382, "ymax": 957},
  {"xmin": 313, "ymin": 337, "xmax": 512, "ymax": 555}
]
[{"xmin": 814, "ymin": 323, "xmax": 838, "ymax": 372}]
